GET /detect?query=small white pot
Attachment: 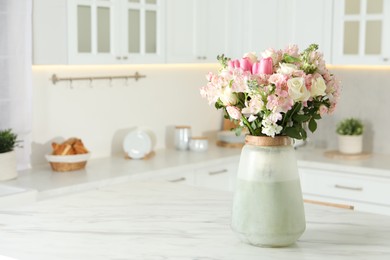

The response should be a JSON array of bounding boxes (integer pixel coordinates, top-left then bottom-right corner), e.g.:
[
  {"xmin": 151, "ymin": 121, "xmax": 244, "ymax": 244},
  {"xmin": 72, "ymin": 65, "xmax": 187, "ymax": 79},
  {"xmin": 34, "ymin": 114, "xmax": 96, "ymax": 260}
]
[
  {"xmin": 0, "ymin": 150, "xmax": 18, "ymax": 181},
  {"xmin": 338, "ymin": 135, "xmax": 363, "ymax": 154}
]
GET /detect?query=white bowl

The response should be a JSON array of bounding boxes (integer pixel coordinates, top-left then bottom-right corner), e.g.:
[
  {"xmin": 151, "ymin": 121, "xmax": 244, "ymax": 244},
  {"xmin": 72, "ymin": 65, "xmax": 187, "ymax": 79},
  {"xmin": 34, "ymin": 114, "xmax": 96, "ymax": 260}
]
[
  {"xmin": 189, "ymin": 137, "xmax": 208, "ymax": 152},
  {"xmin": 45, "ymin": 153, "xmax": 91, "ymax": 163}
]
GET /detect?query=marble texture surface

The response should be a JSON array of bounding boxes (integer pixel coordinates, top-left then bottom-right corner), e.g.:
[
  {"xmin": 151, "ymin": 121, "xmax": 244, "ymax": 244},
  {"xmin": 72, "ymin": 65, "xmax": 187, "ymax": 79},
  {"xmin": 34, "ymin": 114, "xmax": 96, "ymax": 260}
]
[
  {"xmin": 3, "ymin": 144, "xmax": 390, "ymax": 203},
  {"xmin": 4, "ymin": 145, "xmax": 241, "ymax": 200},
  {"xmin": 1, "ymin": 181, "xmax": 390, "ymax": 260}
]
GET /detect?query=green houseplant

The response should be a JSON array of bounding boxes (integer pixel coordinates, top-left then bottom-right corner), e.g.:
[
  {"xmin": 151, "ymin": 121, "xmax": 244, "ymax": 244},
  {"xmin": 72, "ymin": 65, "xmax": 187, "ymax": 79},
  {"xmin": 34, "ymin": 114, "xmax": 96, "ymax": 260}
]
[
  {"xmin": 0, "ymin": 129, "xmax": 19, "ymax": 181},
  {"xmin": 336, "ymin": 118, "xmax": 364, "ymax": 136},
  {"xmin": 0, "ymin": 129, "xmax": 18, "ymax": 153},
  {"xmin": 336, "ymin": 118, "xmax": 364, "ymax": 154}
]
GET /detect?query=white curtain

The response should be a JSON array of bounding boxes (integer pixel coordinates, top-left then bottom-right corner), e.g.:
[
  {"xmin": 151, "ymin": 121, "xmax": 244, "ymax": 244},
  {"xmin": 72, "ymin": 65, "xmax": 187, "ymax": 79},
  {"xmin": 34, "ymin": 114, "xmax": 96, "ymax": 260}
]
[{"xmin": 0, "ymin": 0, "xmax": 32, "ymax": 170}]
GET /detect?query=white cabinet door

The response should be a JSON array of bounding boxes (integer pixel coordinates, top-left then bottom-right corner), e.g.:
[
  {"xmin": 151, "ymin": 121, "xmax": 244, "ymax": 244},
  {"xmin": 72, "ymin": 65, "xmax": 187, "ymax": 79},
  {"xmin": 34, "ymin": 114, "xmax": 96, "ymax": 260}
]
[
  {"xmin": 118, "ymin": 0, "xmax": 165, "ymax": 63},
  {"xmin": 34, "ymin": 0, "xmax": 165, "ymax": 64},
  {"xmin": 283, "ymin": 0, "xmax": 333, "ymax": 62},
  {"xmin": 68, "ymin": 0, "xmax": 117, "ymax": 64},
  {"xmin": 239, "ymin": 0, "xmax": 280, "ymax": 54},
  {"xmin": 133, "ymin": 169, "xmax": 195, "ymax": 185},
  {"xmin": 193, "ymin": 162, "xmax": 239, "ymax": 192},
  {"xmin": 332, "ymin": 0, "xmax": 390, "ymax": 65},
  {"xmin": 299, "ymin": 167, "xmax": 390, "ymax": 215},
  {"xmin": 165, "ymin": 0, "xmax": 196, "ymax": 63},
  {"xmin": 239, "ymin": 0, "xmax": 333, "ymax": 61},
  {"xmin": 166, "ymin": 0, "xmax": 234, "ymax": 63},
  {"xmin": 33, "ymin": 0, "xmax": 68, "ymax": 64}
]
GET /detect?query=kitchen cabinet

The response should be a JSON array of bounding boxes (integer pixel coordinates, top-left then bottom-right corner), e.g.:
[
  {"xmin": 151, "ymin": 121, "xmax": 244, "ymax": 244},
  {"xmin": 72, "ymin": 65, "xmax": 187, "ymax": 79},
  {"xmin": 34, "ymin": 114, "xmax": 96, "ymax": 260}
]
[
  {"xmin": 33, "ymin": 0, "xmax": 165, "ymax": 64},
  {"xmin": 243, "ymin": 0, "xmax": 332, "ymax": 61},
  {"xmin": 193, "ymin": 161, "xmax": 238, "ymax": 191},
  {"xmin": 166, "ymin": 0, "xmax": 240, "ymax": 63},
  {"xmin": 332, "ymin": 0, "xmax": 390, "ymax": 65},
  {"xmin": 280, "ymin": 0, "xmax": 333, "ymax": 62},
  {"xmin": 149, "ymin": 169, "xmax": 195, "ymax": 185},
  {"xmin": 299, "ymin": 167, "xmax": 390, "ymax": 215}
]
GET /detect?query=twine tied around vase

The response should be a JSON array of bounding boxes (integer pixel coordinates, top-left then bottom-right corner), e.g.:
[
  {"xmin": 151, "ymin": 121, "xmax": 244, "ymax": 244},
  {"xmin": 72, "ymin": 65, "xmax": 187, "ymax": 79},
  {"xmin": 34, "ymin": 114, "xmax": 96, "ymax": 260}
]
[{"xmin": 245, "ymin": 135, "xmax": 291, "ymax": 146}]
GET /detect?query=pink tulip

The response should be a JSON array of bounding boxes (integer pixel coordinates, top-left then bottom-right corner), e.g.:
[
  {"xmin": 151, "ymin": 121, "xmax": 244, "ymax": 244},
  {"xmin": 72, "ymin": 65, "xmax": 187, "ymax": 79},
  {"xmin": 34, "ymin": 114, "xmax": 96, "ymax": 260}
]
[
  {"xmin": 228, "ymin": 59, "xmax": 240, "ymax": 70},
  {"xmin": 240, "ymin": 57, "xmax": 253, "ymax": 72},
  {"xmin": 252, "ymin": 62, "xmax": 261, "ymax": 74},
  {"xmin": 259, "ymin": 57, "xmax": 273, "ymax": 75}
]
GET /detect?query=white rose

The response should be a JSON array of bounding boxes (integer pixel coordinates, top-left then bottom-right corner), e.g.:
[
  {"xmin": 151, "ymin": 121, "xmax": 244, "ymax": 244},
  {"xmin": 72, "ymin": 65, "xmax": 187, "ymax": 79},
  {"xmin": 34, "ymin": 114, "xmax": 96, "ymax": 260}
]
[
  {"xmin": 287, "ymin": 77, "xmax": 310, "ymax": 102},
  {"xmin": 244, "ymin": 52, "xmax": 258, "ymax": 64},
  {"xmin": 310, "ymin": 76, "xmax": 327, "ymax": 97},
  {"xmin": 261, "ymin": 48, "xmax": 278, "ymax": 65},
  {"xmin": 277, "ymin": 63, "xmax": 298, "ymax": 75},
  {"xmin": 219, "ymin": 87, "xmax": 238, "ymax": 106}
]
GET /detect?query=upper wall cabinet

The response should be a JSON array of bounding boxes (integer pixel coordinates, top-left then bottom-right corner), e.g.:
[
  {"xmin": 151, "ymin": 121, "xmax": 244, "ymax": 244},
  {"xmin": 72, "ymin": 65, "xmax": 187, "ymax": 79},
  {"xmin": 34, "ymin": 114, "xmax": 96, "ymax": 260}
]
[
  {"xmin": 282, "ymin": 0, "xmax": 333, "ymax": 63},
  {"xmin": 333, "ymin": 0, "xmax": 390, "ymax": 65},
  {"xmin": 239, "ymin": 0, "xmax": 333, "ymax": 62},
  {"xmin": 165, "ymin": 0, "xmax": 241, "ymax": 63},
  {"xmin": 33, "ymin": 0, "xmax": 165, "ymax": 64}
]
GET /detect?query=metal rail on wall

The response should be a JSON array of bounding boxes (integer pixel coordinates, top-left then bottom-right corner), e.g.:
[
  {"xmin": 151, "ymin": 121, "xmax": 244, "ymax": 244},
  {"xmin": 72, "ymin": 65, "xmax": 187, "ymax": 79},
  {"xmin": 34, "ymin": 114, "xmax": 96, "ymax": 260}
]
[{"xmin": 50, "ymin": 71, "xmax": 146, "ymax": 85}]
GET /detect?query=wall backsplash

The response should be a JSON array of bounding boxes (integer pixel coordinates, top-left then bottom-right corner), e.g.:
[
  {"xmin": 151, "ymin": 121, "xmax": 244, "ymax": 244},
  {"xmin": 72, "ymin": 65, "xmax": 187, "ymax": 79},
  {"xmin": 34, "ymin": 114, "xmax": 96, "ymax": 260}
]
[
  {"xmin": 312, "ymin": 66, "xmax": 390, "ymax": 154},
  {"xmin": 31, "ymin": 64, "xmax": 390, "ymax": 165},
  {"xmin": 31, "ymin": 64, "xmax": 222, "ymax": 165}
]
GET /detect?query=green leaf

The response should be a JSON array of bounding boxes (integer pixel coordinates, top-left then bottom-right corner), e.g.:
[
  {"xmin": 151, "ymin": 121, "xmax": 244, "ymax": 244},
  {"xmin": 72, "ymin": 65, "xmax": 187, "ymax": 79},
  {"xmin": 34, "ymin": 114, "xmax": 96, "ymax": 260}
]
[
  {"xmin": 215, "ymin": 100, "xmax": 224, "ymax": 109},
  {"xmin": 299, "ymin": 127, "xmax": 307, "ymax": 140},
  {"xmin": 313, "ymin": 113, "xmax": 322, "ymax": 120},
  {"xmin": 292, "ymin": 114, "xmax": 310, "ymax": 123},
  {"xmin": 234, "ymin": 126, "xmax": 243, "ymax": 136},
  {"xmin": 283, "ymin": 53, "xmax": 301, "ymax": 63},
  {"xmin": 308, "ymin": 118, "xmax": 317, "ymax": 133},
  {"xmin": 285, "ymin": 127, "xmax": 302, "ymax": 139}
]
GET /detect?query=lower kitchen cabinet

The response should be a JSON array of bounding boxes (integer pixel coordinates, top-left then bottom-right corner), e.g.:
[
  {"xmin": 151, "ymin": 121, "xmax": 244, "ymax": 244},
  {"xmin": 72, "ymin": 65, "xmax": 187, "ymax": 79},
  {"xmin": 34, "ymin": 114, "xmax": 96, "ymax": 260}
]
[
  {"xmin": 193, "ymin": 162, "xmax": 239, "ymax": 192},
  {"xmin": 299, "ymin": 167, "xmax": 390, "ymax": 215},
  {"xmin": 145, "ymin": 169, "xmax": 195, "ymax": 185},
  {"xmin": 144, "ymin": 154, "xmax": 390, "ymax": 216}
]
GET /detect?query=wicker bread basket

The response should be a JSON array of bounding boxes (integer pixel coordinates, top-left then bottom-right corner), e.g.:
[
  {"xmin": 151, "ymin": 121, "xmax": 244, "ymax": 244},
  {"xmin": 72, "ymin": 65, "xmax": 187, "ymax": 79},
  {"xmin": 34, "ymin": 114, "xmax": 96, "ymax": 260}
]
[{"xmin": 45, "ymin": 153, "xmax": 90, "ymax": 172}]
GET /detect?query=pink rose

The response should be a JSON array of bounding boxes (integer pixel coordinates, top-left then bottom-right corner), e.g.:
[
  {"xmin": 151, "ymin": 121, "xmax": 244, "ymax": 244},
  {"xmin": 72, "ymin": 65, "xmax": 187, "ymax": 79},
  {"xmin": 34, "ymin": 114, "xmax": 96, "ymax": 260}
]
[
  {"xmin": 319, "ymin": 105, "xmax": 328, "ymax": 116},
  {"xmin": 226, "ymin": 106, "xmax": 242, "ymax": 120}
]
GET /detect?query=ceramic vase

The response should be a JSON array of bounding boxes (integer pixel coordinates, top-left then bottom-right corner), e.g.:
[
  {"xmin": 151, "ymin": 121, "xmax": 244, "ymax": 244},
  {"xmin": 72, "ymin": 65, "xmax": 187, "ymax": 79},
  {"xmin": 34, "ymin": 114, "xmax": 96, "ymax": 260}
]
[
  {"xmin": 338, "ymin": 135, "xmax": 363, "ymax": 154},
  {"xmin": 0, "ymin": 150, "xmax": 18, "ymax": 181},
  {"xmin": 231, "ymin": 135, "xmax": 306, "ymax": 247}
]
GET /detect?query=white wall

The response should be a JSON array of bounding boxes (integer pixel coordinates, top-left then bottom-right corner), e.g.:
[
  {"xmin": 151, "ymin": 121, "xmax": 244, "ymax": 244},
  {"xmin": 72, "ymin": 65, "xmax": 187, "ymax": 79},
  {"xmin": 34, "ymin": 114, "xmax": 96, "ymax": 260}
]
[
  {"xmin": 312, "ymin": 66, "xmax": 390, "ymax": 154},
  {"xmin": 31, "ymin": 64, "xmax": 222, "ymax": 165},
  {"xmin": 31, "ymin": 64, "xmax": 390, "ymax": 165}
]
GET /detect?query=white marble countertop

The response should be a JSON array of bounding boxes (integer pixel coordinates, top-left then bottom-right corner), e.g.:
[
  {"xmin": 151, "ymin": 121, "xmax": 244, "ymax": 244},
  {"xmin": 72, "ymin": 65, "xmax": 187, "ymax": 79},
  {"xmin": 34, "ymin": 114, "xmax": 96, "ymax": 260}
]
[
  {"xmin": 295, "ymin": 148, "xmax": 390, "ymax": 178},
  {"xmin": 4, "ymin": 144, "xmax": 242, "ymax": 199},
  {"xmin": 2, "ymin": 144, "xmax": 390, "ymax": 202},
  {"xmin": 0, "ymin": 181, "xmax": 390, "ymax": 260}
]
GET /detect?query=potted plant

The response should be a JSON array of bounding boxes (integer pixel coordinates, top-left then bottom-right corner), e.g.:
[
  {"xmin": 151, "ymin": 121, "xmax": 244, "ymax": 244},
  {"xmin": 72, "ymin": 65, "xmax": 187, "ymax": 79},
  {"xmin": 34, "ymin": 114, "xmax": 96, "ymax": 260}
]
[
  {"xmin": 336, "ymin": 118, "xmax": 364, "ymax": 154},
  {"xmin": 0, "ymin": 129, "xmax": 19, "ymax": 181}
]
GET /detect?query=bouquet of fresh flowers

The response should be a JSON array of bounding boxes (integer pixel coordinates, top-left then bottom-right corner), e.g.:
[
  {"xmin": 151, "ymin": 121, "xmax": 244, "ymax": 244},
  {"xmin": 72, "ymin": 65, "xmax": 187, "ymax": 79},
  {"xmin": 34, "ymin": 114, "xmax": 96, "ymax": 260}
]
[{"xmin": 200, "ymin": 44, "xmax": 340, "ymax": 139}]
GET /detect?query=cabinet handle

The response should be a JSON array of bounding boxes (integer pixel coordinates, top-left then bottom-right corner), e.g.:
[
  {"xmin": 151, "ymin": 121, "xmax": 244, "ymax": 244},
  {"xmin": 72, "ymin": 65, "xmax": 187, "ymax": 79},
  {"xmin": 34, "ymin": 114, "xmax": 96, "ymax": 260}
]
[
  {"xmin": 116, "ymin": 56, "xmax": 122, "ymax": 60},
  {"xmin": 202, "ymin": 56, "xmax": 207, "ymax": 60},
  {"xmin": 197, "ymin": 56, "xmax": 202, "ymax": 59},
  {"xmin": 169, "ymin": 177, "xmax": 186, "ymax": 183},
  {"xmin": 334, "ymin": 184, "xmax": 363, "ymax": 191},
  {"xmin": 122, "ymin": 56, "xmax": 128, "ymax": 60},
  {"xmin": 383, "ymin": 57, "xmax": 389, "ymax": 62},
  {"xmin": 208, "ymin": 169, "xmax": 228, "ymax": 175}
]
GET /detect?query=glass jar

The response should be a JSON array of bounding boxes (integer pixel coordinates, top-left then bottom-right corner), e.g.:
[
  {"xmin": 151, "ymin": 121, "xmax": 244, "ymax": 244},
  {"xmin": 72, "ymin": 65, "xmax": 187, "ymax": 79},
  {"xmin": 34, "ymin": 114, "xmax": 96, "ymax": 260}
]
[{"xmin": 174, "ymin": 126, "xmax": 191, "ymax": 150}]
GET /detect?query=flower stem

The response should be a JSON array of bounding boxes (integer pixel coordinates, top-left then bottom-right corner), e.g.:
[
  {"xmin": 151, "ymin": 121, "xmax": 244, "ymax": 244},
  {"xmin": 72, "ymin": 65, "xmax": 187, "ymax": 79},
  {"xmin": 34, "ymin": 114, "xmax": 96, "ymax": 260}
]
[{"xmin": 241, "ymin": 116, "xmax": 255, "ymax": 135}]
